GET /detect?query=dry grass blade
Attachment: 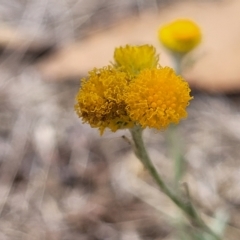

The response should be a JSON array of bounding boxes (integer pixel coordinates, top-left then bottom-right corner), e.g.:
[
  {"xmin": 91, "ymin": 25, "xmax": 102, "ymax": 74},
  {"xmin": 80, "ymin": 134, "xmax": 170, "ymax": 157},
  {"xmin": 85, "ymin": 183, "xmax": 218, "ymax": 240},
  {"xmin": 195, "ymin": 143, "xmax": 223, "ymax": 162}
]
[{"xmin": 0, "ymin": 113, "xmax": 32, "ymax": 217}]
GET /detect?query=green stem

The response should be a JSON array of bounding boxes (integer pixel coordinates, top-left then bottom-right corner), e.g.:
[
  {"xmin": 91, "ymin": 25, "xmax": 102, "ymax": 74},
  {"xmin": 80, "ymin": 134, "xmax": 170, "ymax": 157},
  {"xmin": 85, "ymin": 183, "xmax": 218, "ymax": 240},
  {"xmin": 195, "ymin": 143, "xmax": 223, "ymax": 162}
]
[
  {"xmin": 130, "ymin": 125, "xmax": 220, "ymax": 239},
  {"xmin": 169, "ymin": 53, "xmax": 186, "ymax": 189},
  {"xmin": 167, "ymin": 124, "xmax": 184, "ymax": 190},
  {"xmin": 172, "ymin": 52, "xmax": 185, "ymax": 75},
  {"xmin": 130, "ymin": 126, "xmax": 181, "ymax": 205}
]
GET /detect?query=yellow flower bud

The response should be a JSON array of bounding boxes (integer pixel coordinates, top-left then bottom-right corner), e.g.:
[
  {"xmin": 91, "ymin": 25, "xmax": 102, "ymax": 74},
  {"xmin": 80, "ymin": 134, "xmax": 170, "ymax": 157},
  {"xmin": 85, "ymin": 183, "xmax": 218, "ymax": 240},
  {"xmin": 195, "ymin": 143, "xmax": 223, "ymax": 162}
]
[
  {"xmin": 158, "ymin": 19, "xmax": 201, "ymax": 54},
  {"xmin": 114, "ymin": 44, "xmax": 159, "ymax": 75}
]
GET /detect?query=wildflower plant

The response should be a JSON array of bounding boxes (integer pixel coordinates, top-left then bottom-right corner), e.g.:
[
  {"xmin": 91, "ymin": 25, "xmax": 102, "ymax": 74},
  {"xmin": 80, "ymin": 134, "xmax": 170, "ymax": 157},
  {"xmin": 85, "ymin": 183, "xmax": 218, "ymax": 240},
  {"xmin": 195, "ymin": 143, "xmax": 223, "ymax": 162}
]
[
  {"xmin": 75, "ymin": 44, "xmax": 192, "ymax": 134},
  {"xmin": 75, "ymin": 44, "xmax": 220, "ymax": 239},
  {"xmin": 158, "ymin": 19, "xmax": 202, "ymax": 188}
]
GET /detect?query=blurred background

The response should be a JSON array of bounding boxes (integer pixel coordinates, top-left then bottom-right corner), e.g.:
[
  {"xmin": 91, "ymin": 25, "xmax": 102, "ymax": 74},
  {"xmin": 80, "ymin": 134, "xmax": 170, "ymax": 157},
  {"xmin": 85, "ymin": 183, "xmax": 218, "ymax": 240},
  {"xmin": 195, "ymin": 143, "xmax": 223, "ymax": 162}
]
[{"xmin": 1, "ymin": 0, "xmax": 240, "ymax": 239}]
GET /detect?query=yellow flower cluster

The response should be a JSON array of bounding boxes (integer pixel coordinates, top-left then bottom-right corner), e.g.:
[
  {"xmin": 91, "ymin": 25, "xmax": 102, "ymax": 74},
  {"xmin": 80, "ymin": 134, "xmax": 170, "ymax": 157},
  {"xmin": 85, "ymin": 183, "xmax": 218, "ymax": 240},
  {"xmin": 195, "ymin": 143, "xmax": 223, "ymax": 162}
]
[
  {"xmin": 158, "ymin": 19, "xmax": 201, "ymax": 54},
  {"xmin": 75, "ymin": 45, "xmax": 193, "ymax": 134},
  {"xmin": 75, "ymin": 66, "xmax": 134, "ymax": 135},
  {"xmin": 125, "ymin": 67, "xmax": 192, "ymax": 129}
]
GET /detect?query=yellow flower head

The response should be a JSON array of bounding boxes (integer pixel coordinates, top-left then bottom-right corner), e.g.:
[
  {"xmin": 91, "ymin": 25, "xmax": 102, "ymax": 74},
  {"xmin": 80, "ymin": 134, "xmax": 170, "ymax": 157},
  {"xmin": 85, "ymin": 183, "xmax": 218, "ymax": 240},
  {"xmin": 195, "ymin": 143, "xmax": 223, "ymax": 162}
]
[
  {"xmin": 125, "ymin": 67, "xmax": 193, "ymax": 129},
  {"xmin": 158, "ymin": 19, "xmax": 201, "ymax": 53},
  {"xmin": 75, "ymin": 66, "xmax": 134, "ymax": 135},
  {"xmin": 114, "ymin": 44, "xmax": 159, "ymax": 75}
]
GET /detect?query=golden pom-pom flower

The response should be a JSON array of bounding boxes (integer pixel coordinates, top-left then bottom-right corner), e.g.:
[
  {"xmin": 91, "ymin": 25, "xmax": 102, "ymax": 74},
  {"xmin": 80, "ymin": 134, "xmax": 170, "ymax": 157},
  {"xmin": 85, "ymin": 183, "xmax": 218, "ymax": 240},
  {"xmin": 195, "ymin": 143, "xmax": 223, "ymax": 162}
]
[
  {"xmin": 125, "ymin": 67, "xmax": 193, "ymax": 129},
  {"xmin": 114, "ymin": 44, "xmax": 159, "ymax": 75},
  {"xmin": 75, "ymin": 66, "xmax": 134, "ymax": 135},
  {"xmin": 158, "ymin": 19, "xmax": 201, "ymax": 54}
]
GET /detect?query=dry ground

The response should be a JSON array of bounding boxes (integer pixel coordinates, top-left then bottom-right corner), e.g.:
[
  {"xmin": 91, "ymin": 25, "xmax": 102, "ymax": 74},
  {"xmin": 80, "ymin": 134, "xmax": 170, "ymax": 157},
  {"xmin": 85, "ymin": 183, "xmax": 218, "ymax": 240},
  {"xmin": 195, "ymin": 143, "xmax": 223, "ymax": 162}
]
[{"xmin": 1, "ymin": 0, "xmax": 240, "ymax": 239}]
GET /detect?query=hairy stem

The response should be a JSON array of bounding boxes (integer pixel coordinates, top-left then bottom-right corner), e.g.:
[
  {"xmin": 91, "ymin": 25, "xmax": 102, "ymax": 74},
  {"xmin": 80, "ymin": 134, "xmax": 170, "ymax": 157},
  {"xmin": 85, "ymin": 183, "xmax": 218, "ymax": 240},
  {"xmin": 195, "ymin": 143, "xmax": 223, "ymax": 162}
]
[{"xmin": 129, "ymin": 125, "xmax": 220, "ymax": 239}]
